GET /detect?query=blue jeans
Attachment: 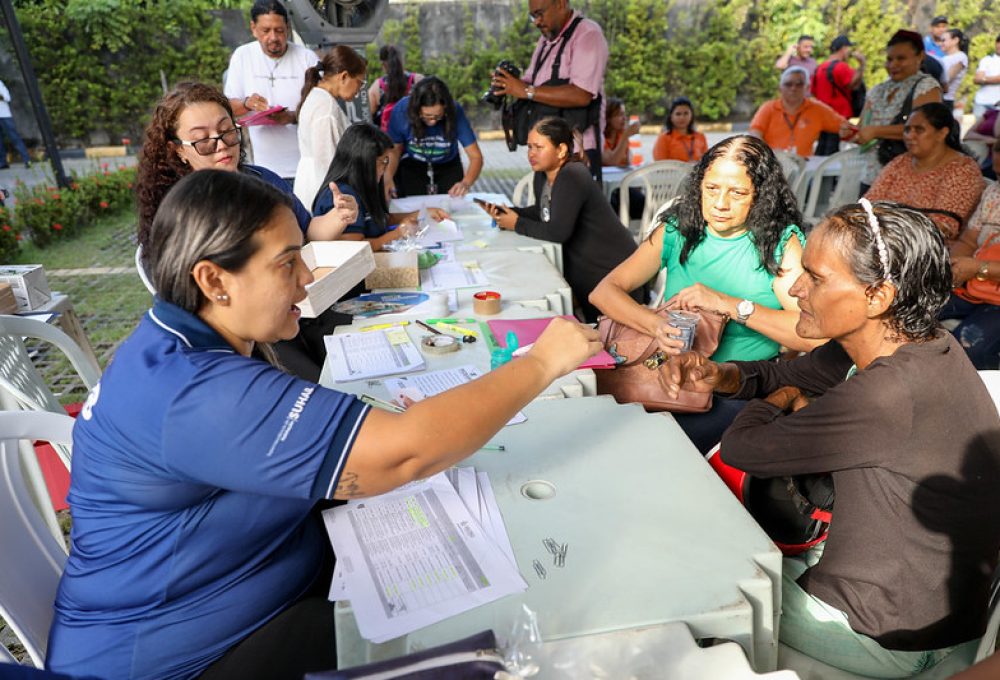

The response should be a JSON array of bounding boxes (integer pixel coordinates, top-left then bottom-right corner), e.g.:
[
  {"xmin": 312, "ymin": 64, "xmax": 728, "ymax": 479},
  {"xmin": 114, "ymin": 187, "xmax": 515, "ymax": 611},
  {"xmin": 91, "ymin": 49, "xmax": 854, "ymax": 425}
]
[
  {"xmin": 939, "ymin": 294, "xmax": 1000, "ymax": 369},
  {"xmin": 673, "ymin": 395, "xmax": 749, "ymax": 453},
  {"xmin": 0, "ymin": 116, "xmax": 30, "ymax": 165}
]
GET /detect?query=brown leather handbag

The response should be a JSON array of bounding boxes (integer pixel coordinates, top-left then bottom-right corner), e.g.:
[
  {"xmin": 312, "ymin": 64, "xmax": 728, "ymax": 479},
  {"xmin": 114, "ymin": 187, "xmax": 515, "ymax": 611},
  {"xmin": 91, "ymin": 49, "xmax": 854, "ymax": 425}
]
[{"xmin": 595, "ymin": 301, "xmax": 729, "ymax": 413}]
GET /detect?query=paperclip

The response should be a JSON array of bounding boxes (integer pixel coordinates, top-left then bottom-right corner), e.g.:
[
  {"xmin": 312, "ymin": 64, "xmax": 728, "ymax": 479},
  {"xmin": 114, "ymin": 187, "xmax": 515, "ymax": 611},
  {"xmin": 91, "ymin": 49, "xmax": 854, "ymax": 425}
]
[
  {"xmin": 555, "ymin": 544, "xmax": 568, "ymax": 568},
  {"xmin": 532, "ymin": 559, "xmax": 547, "ymax": 580},
  {"xmin": 542, "ymin": 538, "xmax": 559, "ymax": 555}
]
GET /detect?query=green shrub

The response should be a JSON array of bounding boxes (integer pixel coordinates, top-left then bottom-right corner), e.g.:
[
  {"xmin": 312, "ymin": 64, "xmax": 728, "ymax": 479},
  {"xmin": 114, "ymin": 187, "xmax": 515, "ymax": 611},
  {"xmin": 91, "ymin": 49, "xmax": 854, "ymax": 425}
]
[{"xmin": 0, "ymin": 206, "xmax": 18, "ymax": 263}]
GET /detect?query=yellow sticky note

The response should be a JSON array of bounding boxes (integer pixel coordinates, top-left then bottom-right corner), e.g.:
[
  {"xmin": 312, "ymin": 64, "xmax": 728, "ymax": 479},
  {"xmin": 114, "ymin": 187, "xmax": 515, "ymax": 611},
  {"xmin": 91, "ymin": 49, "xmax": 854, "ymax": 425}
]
[{"xmin": 385, "ymin": 328, "xmax": 409, "ymax": 345}]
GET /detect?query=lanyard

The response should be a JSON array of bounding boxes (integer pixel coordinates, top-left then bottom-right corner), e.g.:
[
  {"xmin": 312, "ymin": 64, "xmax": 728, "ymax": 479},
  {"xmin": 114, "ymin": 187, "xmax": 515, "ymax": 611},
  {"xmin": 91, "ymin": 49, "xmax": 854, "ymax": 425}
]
[{"xmin": 782, "ymin": 109, "xmax": 803, "ymax": 149}]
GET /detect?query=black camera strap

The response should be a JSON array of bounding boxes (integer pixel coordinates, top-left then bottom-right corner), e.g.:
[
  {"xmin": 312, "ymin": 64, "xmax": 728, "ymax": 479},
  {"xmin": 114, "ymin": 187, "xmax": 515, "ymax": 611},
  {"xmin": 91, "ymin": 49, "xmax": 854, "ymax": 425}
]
[{"xmin": 526, "ymin": 15, "xmax": 585, "ymax": 86}]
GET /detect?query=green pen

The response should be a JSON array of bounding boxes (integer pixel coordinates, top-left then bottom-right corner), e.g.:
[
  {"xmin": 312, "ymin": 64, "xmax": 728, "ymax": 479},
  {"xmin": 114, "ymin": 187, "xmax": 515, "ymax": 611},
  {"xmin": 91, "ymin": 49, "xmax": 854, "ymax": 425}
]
[
  {"xmin": 425, "ymin": 318, "xmax": 477, "ymax": 324},
  {"xmin": 480, "ymin": 444, "xmax": 506, "ymax": 452}
]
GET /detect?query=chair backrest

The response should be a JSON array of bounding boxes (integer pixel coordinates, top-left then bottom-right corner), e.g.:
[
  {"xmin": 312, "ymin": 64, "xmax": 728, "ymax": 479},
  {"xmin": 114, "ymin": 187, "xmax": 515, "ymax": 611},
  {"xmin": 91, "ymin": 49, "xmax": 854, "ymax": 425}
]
[
  {"xmin": 619, "ymin": 161, "xmax": 693, "ymax": 242},
  {"xmin": 800, "ymin": 147, "xmax": 867, "ymax": 227},
  {"xmin": 772, "ymin": 150, "xmax": 805, "ymax": 188},
  {"xmin": 0, "ymin": 410, "xmax": 74, "ymax": 667},
  {"xmin": 135, "ymin": 244, "xmax": 157, "ymax": 295},
  {"xmin": 512, "ymin": 171, "xmax": 535, "ymax": 208},
  {"xmin": 0, "ymin": 315, "xmax": 100, "ymax": 471}
]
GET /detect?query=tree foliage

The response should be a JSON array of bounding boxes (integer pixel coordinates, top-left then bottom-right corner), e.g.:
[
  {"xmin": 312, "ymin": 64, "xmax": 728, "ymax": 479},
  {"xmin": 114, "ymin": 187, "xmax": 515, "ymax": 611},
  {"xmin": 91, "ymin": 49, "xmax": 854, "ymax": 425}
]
[{"xmin": 10, "ymin": 0, "xmax": 238, "ymax": 142}]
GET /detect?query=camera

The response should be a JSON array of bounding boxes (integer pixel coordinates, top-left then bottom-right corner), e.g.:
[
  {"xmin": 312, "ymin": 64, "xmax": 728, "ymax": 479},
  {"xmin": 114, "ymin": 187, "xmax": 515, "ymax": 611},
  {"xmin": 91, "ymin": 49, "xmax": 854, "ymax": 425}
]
[{"xmin": 482, "ymin": 60, "xmax": 521, "ymax": 109}]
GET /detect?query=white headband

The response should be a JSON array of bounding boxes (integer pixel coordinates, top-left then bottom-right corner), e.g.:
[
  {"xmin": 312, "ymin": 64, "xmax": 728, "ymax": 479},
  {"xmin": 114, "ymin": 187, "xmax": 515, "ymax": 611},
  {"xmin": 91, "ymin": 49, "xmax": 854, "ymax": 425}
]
[{"xmin": 858, "ymin": 198, "xmax": 893, "ymax": 283}]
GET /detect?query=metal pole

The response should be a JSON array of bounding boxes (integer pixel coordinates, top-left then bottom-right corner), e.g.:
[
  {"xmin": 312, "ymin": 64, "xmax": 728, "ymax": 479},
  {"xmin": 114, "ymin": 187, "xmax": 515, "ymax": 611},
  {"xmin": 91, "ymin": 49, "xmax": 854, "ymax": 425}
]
[{"xmin": 0, "ymin": 0, "xmax": 69, "ymax": 187}]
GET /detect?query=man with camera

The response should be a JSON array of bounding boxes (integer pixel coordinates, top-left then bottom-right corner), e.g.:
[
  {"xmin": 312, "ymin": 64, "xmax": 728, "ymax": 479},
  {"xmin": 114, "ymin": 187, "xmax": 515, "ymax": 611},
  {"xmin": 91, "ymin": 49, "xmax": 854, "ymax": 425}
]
[{"xmin": 491, "ymin": 0, "xmax": 608, "ymax": 181}]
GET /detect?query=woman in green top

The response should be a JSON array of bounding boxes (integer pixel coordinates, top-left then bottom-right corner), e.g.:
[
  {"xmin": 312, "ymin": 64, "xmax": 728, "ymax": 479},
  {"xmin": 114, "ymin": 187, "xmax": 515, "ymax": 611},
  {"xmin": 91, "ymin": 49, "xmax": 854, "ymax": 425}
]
[{"xmin": 591, "ymin": 134, "xmax": 823, "ymax": 451}]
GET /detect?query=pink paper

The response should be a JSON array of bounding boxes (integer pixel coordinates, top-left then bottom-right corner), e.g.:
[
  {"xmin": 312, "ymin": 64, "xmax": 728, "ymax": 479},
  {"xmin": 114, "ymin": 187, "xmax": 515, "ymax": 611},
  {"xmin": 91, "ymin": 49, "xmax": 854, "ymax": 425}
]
[
  {"xmin": 239, "ymin": 105, "xmax": 286, "ymax": 127},
  {"xmin": 488, "ymin": 316, "xmax": 617, "ymax": 369}
]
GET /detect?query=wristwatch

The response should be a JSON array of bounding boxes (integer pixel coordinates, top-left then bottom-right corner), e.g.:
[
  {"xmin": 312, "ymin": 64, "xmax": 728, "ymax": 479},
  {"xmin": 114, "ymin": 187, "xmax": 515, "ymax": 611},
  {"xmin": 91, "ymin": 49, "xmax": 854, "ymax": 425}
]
[
  {"xmin": 525, "ymin": 85, "xmax": 536, "ymax": 101},
  {"xmin": 976, "ymin": 261, "xmax": 990, "ymax": 281},
  {"xmin": 734, "ymin": 299, "xmax": 756, "ymax": 325}
]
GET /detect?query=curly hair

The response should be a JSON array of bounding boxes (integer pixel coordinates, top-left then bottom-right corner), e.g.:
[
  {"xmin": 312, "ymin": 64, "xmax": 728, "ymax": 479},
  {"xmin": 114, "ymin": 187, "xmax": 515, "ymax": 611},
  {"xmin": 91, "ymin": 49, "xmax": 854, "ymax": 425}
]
[
  {"xmin": 821, "ymin": 201, "xmax": 951, "ymax": 341},
  {"xmin": 136, "ymin": 82, "xmax": 245, "ymax": 252},
  {"xmin": 655, "ymin": 134, "xmax": 803, "ymax": 276}
]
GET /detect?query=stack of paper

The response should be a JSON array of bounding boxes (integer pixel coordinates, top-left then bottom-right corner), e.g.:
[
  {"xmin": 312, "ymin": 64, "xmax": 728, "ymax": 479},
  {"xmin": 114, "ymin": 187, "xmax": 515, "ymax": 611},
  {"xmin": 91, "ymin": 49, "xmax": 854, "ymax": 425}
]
[
  {"xmin": 324, "ymin": 328, "xmax": 425, "ymax": 382},
  {"xmin": 420, "ymin": 260, "xmax": 490, "ymax": 291},
  {"xmin": 323, "ymin": 470, "xmax": 524, "ymax": 643},
  {"xmin": 385, "ymin": 366, "xmax": 526, "ymax": 426},
  {"xmin": 416, "ymin": 218, "xmax": 464, "ymax": 247}
]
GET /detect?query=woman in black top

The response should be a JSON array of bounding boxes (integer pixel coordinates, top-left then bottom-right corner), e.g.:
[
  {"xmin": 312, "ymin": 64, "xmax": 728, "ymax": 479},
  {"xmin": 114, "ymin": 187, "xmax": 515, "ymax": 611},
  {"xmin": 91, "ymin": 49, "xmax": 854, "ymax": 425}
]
[{"xmin": 480, "ymin": 117, "xmax": 641, "ymax": 321}]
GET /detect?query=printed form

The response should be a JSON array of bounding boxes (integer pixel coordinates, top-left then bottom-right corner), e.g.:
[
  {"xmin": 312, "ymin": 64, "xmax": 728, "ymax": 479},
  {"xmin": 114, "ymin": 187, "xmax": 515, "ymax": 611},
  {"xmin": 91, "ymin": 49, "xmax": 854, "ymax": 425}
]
[
  {"xmin": 324, "ymin": 328, "xmax": 425, "ymax": 382},
  {"xmin": 420, "ymin": 260, "xmax": 489, "ymax": 292},
  {"xmin": 384, "ymin": 365, "xmax": 526, "ymax": 425},
  {"xmin": 323, "ymin": 472, "xmax": 524, "ymax": 643}
]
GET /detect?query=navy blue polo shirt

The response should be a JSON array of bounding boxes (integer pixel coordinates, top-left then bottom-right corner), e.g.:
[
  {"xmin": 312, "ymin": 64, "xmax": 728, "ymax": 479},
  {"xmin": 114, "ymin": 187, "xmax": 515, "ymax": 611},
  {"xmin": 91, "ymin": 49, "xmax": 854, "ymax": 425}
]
[
  {"xmin": 244, "ymin": 164, "xmax": 312, "ymax": 234},
  {"xmin": 387, "ymin": 97, "xmax": 476, "ymax": 164},
  {"xmin": 314, "ymin": 181, "xmax": 395, "ymax": 239},
  {"xmin": 47, "ymin": 300, "xmax": 369, "ymax": 680}
]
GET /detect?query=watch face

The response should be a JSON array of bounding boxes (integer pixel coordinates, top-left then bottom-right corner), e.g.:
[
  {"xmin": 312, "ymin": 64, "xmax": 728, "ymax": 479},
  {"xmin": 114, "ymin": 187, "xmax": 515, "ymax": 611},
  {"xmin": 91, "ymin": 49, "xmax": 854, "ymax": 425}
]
[{"xmin": 737, "ymin": 300, "xmax": 755, "ymax": 317}]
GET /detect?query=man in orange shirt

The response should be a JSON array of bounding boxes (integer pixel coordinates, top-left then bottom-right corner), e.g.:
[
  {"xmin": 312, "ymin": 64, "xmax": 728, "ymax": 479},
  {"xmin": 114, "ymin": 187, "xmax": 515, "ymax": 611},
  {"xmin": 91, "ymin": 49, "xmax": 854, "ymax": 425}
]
[{"xmin": 750, "ymin": 66, "xmax": 847, "ymax": 157}]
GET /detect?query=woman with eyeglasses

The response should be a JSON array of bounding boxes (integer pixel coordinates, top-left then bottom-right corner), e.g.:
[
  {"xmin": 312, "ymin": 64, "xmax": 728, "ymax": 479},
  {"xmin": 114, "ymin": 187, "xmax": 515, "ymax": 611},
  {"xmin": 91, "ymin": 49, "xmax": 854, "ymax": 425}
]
[
  {"xmin": 384, "ymin": 76, "xmax": 483, "ymax": 198},
  {"xmin": 136, "ymin": 81, "xmax": 359, "ymax": 381},
  {"xmin": 293, "ymin": 46, "xmax": 368, "ymax": 210},
  {"xmin": 312, "ymin": 123, "xmax": 449, "ymax": 251}
]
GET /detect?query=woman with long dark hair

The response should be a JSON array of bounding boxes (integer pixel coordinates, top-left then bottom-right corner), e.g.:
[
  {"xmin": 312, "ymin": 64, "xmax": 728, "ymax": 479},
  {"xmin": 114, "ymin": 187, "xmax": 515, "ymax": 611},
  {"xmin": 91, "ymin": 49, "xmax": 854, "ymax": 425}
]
[
  {"xmin": 293, "ymin": 45, "xmax": 367, "ymax": 209},
  {"xmin": 479, "ymin": 117, "xmax": 641, "ymax": 323},
  {"xmin": 653, "ymin": 97, "xmax": 709, "ymax": 162},
  {"xmin": 940, "ymin": 28, "xmax": 969, "ymax": 110},
  {"xmin": 367, "ymin": 45, "xmax": 422, "ymax": 131},
  {"xmin": 313, "ymin": 123, "xmax": 448, "ymax": 250},
  {"xmin": 590, "ymin": 134, "xmax": 820, "ymax": 451},
  {"xmin": 384, "ymin": 76, "xmax": 483, "ymax": 197},
  {"xmin": 865, "ymin": 102, "xmax": 982, "ymax": 241}
]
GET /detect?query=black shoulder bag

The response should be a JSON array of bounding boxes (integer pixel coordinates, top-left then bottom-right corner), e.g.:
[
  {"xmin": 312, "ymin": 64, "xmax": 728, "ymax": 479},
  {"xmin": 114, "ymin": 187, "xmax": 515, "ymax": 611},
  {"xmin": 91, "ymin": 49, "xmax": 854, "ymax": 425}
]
[
  {"xmin": 876, "ymin": 76, "xmax": 927, "ymax": 166},
  {"xmin": 502, "ymin": 16, "xmax": 602, "ymax": 149}
]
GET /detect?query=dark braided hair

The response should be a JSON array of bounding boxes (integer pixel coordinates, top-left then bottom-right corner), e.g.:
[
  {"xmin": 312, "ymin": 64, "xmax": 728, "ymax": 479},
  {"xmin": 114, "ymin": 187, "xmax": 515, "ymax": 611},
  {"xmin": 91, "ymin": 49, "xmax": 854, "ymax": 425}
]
[{"xmin": 654, "ymin": 134, "xmax": 803, "ymax": 276}]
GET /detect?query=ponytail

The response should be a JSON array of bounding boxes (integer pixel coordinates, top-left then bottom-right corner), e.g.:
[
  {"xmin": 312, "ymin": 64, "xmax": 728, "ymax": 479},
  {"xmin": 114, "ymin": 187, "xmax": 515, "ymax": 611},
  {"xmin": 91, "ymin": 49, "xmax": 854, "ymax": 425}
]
[{"xmin": 296, "ymin": 63, "xmax": 324, "ymax": 119}]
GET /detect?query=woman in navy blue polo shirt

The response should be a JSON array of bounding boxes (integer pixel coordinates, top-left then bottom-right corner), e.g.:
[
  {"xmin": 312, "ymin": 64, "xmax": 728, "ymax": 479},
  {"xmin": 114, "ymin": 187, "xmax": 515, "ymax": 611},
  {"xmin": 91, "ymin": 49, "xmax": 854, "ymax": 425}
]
[
  {"xmin": 312, "ymin": 123, "xmax": 449, "ymax": 251},
  {"xmin": 47, "ymin": 170, "xmax": 600, "ymax": 680},
  {"xmin": 384, "ymin": 76, "xmax": 483, "ymax": 198}
]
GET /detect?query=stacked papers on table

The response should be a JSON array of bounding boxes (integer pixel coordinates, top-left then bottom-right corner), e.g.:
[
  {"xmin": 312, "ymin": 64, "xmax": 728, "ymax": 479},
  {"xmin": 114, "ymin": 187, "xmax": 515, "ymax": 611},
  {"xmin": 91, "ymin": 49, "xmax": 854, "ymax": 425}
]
[
  {"xmin": 324, "ymin": 328, "xmax": 425, "ymax": 382},
  {"xmin": 416, "ymin": 218, "xmax": 464, "ymax": 247},
  {"xmin": 420, "ymin": 260, "xmax": 489, "ymax": 291},
  {"xmin": 323, "ymin": 470, "xmax": 524, "ymax": 643},
  {"xmin": 385, "ymin": 365, "xmax": 526, "ymax": 426}
]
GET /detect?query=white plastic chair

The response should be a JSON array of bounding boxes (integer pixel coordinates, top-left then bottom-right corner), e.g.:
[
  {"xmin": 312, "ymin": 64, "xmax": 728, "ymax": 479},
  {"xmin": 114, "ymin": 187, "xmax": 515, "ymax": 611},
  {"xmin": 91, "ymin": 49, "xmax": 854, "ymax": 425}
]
[
  {"xmin": 0, "ymin": 410, "xmax": 74, "ymax": 667},
  {"xmin": 618, "ymin": 160, "xmax": 693, "ymax": 242},
  {"xmin": 798, "ymin": 147, "xmax": 867, "ymax": 228},
  {"xmin": 135, "ymin": 244, "xmax": 156, "ymax": 295},
  {"xmin": 0, "ymin": 314, "xmax": 99, "ymax": 541},
  {"xmin": 772, "ymin": 150, "xmax": 806, "ymax": 189},
  {"xmin": 980, "ymin": 370, "xmax": 1000, "ymax": 411},
  {"xmin": 512, "ymin": 171, "xmax": 535, "ymax": 208}
]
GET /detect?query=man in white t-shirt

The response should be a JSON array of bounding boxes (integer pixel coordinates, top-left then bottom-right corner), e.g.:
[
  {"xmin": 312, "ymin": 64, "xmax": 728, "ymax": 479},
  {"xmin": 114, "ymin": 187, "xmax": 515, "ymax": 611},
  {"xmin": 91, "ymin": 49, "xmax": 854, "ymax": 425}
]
[
  {"xmin": 973, "ymin": 34, "xmax": 1000, "ymax": 119},
  {"xmin": 225, "ymin": 0, "xmax": 316, "ymax": 180}
]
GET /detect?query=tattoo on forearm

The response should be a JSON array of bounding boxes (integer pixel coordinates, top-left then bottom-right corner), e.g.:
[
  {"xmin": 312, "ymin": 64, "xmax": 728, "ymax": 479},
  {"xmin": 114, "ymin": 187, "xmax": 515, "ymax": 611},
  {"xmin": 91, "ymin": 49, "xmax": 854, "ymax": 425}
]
[{"xmin": 336, "ymin": 472, "xmax": 364, "ymax": 498}]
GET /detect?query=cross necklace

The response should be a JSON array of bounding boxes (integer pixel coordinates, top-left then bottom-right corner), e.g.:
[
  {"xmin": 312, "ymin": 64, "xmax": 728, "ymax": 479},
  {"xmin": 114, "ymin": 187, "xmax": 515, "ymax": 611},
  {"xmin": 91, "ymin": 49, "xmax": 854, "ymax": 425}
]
[{"xmin": 266, "ymin": 54, "xmax": 285, "ymax": 87}]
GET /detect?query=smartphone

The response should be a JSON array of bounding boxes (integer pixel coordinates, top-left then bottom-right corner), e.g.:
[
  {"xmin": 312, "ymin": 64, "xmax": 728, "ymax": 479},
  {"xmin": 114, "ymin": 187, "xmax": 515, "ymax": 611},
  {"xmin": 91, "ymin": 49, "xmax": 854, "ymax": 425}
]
[{"xmin": 472, "ymin": 197, "xmax": 508, "ymax": 214}]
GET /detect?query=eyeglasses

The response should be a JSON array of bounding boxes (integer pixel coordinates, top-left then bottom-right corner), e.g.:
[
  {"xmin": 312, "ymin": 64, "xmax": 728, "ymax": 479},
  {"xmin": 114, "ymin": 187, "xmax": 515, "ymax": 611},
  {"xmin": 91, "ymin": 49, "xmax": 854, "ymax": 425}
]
[
  {"xmin": 529, "ymin": 0, "xmax": 553, "ymax": 23},
  {"xmin": 781, "ymin": 81, "xmax": 807, "ymax": 89},
  {"xmin": 174, "ymin": 127, "xmax": 242, "ymax": 156}
]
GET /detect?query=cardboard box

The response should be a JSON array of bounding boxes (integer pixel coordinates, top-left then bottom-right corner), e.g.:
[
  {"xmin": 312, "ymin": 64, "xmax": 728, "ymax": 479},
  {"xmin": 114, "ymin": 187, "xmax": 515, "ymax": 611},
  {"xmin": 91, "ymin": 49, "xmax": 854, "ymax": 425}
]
[
  {"xmin": 0, "ymin": 282, "xmax": 17, "ymax": 314},
  {"xmin": 0, "ymin": 264, "xmax": 51, "ymax": 311},
  {"xmin": 298, "ymin": 241, "xmax": 376, "ymax": 318},
  {"xmin": 364, "ymin": 251, "xmax": 419, "ymax": 290}
]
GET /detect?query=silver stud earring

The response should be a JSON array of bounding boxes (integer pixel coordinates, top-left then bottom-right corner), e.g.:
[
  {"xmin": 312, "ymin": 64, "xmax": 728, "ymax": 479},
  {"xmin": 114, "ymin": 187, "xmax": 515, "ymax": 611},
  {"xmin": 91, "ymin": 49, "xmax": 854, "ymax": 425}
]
[{"xmin": 216, "ymin": 294, "xmax": 229, "ymax": 302}]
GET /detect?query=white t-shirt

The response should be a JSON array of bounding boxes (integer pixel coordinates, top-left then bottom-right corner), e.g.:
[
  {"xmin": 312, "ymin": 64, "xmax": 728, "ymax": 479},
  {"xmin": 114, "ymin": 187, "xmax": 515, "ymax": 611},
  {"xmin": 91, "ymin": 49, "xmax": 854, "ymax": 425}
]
[
  {"xmin": 0, "ymin": 80, "xmax": 12, "ymax": 118},
  {"xmin": 974, "ymin": 53, "xmax": 1000, "ymax": 106},
  {"xmin": 941, "ymin": 51, "xmax": 968, "ymax": 102},
  {"xmin": 224, "ymin": 41, "xmax": 315, "ymax": 178},
  {"xmin": 293, "ymin": 87, "xmax": 350, "ymax": 210}
]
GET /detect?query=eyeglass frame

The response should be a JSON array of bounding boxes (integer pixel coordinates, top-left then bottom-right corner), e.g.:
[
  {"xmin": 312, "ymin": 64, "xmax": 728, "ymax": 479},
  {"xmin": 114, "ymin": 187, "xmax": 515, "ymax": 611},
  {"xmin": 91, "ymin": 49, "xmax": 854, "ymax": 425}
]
[
  {"xmin": 529, "ymin": 0, "xmax": 555, "ymax": 23},
  {"xmin": 173, "ymin": 126, "xmax": 243, "ymax": 156}
]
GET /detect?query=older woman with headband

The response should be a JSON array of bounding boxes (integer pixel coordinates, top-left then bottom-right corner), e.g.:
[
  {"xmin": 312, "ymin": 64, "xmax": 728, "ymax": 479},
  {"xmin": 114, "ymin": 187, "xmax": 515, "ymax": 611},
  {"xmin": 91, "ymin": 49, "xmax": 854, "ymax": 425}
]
[
  {"xmin": 665, "ymin": 200, "xmax": 1000, "ymax": 677},
  {"xmin": 865, "ymin": 102, "xmax": 983, "ymax": 241},
  {"xmin": 47, "ymin": 169, "xmax": 600, "ymax": 680}
]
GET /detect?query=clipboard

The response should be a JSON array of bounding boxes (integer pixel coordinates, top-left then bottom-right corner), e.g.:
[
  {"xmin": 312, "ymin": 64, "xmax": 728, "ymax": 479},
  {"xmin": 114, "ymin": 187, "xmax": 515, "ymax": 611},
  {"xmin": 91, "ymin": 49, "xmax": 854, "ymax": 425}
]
[{"xmin": 239, "ymin": 105, "xmax": 286, "ymax": 127}]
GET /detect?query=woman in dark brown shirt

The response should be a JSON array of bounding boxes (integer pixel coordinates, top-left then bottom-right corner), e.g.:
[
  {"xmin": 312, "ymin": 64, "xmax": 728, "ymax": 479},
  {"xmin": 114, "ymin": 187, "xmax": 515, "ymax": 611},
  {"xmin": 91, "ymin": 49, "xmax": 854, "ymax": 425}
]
[{"xmin": 666, "ymin": 200, "xmax": 1000, "ymax": 677}]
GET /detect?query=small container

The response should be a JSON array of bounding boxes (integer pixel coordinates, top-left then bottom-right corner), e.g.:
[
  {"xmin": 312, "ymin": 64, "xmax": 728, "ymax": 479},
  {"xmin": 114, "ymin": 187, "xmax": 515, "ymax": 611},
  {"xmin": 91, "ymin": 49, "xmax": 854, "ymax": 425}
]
[{"xmin": 667, "ymin": 310, "xmax": 700, "ymax": 352}]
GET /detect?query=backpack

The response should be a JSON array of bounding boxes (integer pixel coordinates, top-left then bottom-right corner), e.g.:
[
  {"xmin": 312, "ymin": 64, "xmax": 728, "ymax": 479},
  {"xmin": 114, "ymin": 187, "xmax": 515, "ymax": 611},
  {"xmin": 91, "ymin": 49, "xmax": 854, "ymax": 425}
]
[
  {"xmin": 822, "ymin": 60, "xmax": 866, "ymax": 118},
  {"xmin": 373, "ymin": 73, "xmax": 416, "ymax": 132}
]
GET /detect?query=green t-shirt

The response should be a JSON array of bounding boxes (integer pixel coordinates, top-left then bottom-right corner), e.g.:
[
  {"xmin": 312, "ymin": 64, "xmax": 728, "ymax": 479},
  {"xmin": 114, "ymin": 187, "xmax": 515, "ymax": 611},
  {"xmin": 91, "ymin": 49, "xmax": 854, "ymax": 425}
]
[{"xmin": 659, "ymin": 221, "xmax": 805, "ymax": 362}]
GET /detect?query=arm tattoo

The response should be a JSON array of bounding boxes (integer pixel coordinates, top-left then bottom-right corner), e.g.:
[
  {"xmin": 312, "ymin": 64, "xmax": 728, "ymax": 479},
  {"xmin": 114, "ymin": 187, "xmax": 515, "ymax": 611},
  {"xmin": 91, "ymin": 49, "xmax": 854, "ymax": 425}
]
[{"xmin": 335, "ymin": 471, "xmax": 364, "ymax": 498}]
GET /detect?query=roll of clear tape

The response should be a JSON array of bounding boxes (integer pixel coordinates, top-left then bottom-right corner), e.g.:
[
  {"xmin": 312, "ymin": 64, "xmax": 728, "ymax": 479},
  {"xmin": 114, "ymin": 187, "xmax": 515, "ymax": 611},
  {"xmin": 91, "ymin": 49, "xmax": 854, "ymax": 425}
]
[{"xmin": 420, "ymin": 334, "xmax": 460, "ymax": 354}]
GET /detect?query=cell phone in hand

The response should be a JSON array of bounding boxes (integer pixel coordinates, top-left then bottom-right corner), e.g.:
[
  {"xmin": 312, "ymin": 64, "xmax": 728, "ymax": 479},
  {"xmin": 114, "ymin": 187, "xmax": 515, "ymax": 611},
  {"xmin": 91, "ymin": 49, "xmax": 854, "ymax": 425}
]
[{"xmin": 473, "ymin": 197, "xmax": 508, "ymax": 214}]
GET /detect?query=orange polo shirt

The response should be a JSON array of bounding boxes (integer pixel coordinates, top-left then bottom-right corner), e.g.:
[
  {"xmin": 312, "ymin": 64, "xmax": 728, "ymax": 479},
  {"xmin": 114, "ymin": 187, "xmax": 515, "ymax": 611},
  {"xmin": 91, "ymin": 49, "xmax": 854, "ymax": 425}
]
[
  {"xmin": 653, "ymin": 129, "xmax": 708, "ymax": 162},
  {"xmin": 749, "ymin": 98, "xmax": 844, "ymax": 157}
]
